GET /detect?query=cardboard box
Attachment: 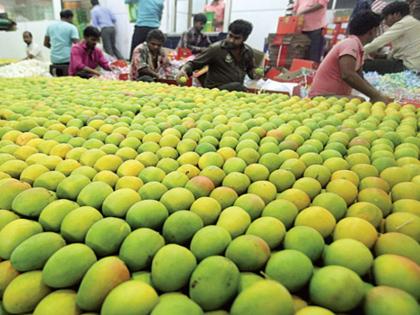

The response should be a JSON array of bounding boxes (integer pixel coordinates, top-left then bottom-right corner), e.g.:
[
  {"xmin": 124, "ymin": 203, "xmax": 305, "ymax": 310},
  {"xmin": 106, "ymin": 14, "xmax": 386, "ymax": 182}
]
[
  {"xmin": 176, "ymin": 48, "xmax": 192, "ymax": 60},
  {"xmin": 290, "ymin": 59, "xmax": 318, "ymax": 72},
  {"xmin": 274, "ymin": 35, "xmax": 311, "ymax": 68},
  {"xmin": 276, "ymin": 16, "xmax": 304, "ymax": 35}
]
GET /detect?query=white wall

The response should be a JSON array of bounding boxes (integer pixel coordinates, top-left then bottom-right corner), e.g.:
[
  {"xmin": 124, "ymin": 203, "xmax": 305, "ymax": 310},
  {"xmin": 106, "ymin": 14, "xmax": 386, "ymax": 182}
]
[
  {"xmin": 231, "ymin": 0, "xmax": 289, "ymax": 49},
  {"xmin": 0, "ymin": 20, "xmax": 53, "ymax": 60},
  {"xmin": 0, "ymin": 0, "xmax": 297, "ymax": 59}
]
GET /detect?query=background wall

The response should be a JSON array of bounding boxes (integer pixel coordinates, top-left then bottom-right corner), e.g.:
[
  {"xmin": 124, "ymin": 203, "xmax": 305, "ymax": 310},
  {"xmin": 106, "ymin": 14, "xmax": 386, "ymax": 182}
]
[
  {"xmin": 0, "ymin": 0, "xmax": 337, "ymax": 60},
  {"xmin": 231, "ymin": 0, "xmax": 289, "ymax": 49}
]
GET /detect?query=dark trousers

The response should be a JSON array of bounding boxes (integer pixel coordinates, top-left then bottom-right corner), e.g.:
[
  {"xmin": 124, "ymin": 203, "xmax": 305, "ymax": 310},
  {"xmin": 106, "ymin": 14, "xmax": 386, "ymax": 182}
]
[
  {"xmin": 50, "ymin": 63, "xmax": 69, "ymax": 77},
  {"xmin": 303, "ymin": 28, "xmax": 324, "ymax": 63},
  {"xmin": 137, "ymin": 75, "xmax": 156, "ymax": 82},
  {"xmin": 130, "ymin": 26, "xmax": 156, "ymax": 60},
  {"xmin": 217, "ymin": 82, "xmax": 247, "ymax": 92},
  {"xmin": 363, "ymin": 59, "xmax": 406, "ymax": 74},
  {"xmin": 75, "ymin": 70, "xmax": 95, "ymax": 79},
  {"xmin": 101, "ymin": 26, "xmax": 123, "ymax": 60}
]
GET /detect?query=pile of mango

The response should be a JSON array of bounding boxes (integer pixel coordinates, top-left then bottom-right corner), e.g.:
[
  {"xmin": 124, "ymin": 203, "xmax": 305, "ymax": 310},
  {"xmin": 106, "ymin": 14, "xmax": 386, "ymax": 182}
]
[{"xmin": 0, "ymin": 78, "xmax": 419, "ymax": 315}]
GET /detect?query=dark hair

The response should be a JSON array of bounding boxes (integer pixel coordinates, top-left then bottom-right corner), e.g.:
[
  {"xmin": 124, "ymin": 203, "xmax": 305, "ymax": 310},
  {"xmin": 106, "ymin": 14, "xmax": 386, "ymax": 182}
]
[
  {"xmin": 91, "ymin": 0, "xmax": 100, "ymax": 6},
  {"xmin": 146, "ymin": 29, "xmax": 166, "ymax": 43},
  {"xmin": 193, "ymin": 13, "xmax": 207, "ymax": 24},
  {"xmin": 84, "ymin": 26, "xmax": 101, "ymax": 38},
  {"xmin": 348, "ymin": 10, "xmax": 382, "ymax": 35},
  {"xmin": 228, "ymin": 19, "xmax": 253, "ymax": 40},
  {"xmin": 60, "ymin": 10, "xmax": 74, "ymax": 19},
  {"xmin": 23, "ymin": 31, "xmax": 32, "ymax": 37},
  {"xmin": 382, "ymin": 1, "xmax": 410, "ymax": 17}
]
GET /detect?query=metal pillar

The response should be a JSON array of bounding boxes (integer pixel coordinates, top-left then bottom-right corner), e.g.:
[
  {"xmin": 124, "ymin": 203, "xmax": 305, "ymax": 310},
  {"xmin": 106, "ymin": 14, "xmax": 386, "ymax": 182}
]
[
  {"xmin": 223, "ymin": 0, "xmax": 232, "ymax": 32},
  {"xmin": 187, "ymin": 0, "xmax": 193, "ymax": 28}
]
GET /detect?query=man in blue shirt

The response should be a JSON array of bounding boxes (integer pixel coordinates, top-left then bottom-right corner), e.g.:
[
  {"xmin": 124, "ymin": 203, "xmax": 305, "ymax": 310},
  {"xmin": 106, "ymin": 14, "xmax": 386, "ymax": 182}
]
[
  {"xmin": 90, "ymin": 0, "xmax": 123, "ymax": 59},
  {"xmin": 44, "ymin": 10, "xmax": 79, "ymax": 76},
  {"xmin": 125, "ymin": 0, "xmax": 164, "ymax": 59}
]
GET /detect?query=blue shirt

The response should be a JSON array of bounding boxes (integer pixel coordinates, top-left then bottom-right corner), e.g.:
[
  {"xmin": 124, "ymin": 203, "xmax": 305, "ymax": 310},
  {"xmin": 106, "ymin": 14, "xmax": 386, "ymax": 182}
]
[
  {"xmin": 125, "ymin": 0, "xmax": 164, "ymax": 28},
  {"xmin": 46, "ymin": 20, "xmax": 79, "ymax": 64},
  {"xmin": 91, "ymin": 5, "xmax": 116, "ymax": 29}
]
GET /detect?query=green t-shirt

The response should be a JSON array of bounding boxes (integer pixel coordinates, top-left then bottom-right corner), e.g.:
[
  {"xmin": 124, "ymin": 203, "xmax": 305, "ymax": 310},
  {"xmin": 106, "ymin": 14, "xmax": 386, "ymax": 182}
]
[{"xmin": 46, "ymin": 20, "xmax": 79, "ymax": 64}]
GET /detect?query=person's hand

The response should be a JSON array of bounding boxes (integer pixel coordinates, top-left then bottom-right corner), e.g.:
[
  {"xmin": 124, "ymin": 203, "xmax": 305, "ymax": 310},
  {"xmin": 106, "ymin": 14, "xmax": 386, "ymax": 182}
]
[
  {"xmin": 176, "ymin": 69, "xmax": 189, "ymax": 84},
  {"xmin": 371, "ymin": 94, "xmax": 393, "ymax": 104},
  {"xmin": 254, "ymin": 68, "xmax": 264, "ymax": 80}
]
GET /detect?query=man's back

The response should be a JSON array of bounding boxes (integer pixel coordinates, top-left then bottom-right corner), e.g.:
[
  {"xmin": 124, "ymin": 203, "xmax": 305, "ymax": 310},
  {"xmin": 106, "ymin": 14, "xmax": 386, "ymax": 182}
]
[
  {"xmin": 310, "ymin": 36, "xmax": 364, "ymax": 97},
  {"xmin": 91, "ymin": 5, "xmax": 115, "ymax": 29},
  {"xmin": 46, "ymin": 20, "xmax": 79, "ymax": 64},
  {"xmin": 387, "ymin": 16, "xmax": 420, "ymax": 71},
  {"xmin": 136, "ymin": 0, "xmax": 164, "ymax": 28}
]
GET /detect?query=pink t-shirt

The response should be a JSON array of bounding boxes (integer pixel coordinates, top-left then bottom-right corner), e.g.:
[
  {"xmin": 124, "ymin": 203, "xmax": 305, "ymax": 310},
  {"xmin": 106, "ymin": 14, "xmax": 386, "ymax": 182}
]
[
  {"xmin": 69, "ymin": 41, "xmax": 110, "ymax": 76},
  {"xmin": 205, "ymin": 1, "xmax": 225, "ymax": 32},
  {"xmin": 309, "ymin": 35, "xmax": 364, "ymax": 97},
  {"xmin": 294, "ymin": 0, "xmax": 329, "ymax": 31}
]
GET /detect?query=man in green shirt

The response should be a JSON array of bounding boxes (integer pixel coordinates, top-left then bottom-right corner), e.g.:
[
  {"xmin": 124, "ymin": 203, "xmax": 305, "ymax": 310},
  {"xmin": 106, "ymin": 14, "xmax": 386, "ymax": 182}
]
[{"xmin": 177, "ymin": 19, "xmax": 260, "ymax": 92}]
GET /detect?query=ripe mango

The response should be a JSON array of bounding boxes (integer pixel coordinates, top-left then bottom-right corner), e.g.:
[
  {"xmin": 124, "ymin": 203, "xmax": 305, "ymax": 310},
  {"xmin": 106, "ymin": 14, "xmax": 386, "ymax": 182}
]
[
  {"xmin": 0, "ymin": 210, "xmax": 19, "ymax": 231},
  {"xmin": 132, "ymin": 271, "xmax": 152, "ymax": 285},
  {"xmin": 309, "ymin": 265, "xmax": 364, "ymax": 312},
  {"xmin": 119, "ymin": 228, "xmax": 165, "ymax": 272},
  {"xmin": 102, "ymin": 189, "xmax": 141, "ymax": 217},
  {"xmin": 151, "ymin": 293, "xmax": 203, "ymax": 315},
  {"xmin": 85, "ymin": 218, "xmax": 131, "ymax": 256},
  {"xmin": 101, "ymin": 280, "xmax": 159, "ymax": 315},
  {"xmin": 3, "ymin": 271, "xmax": 51, "ymax": 314},
  {"xmin": 373, "ymin": 254, "xmax": 420, "ymax": 299},
  {"xmin": 230, "ymin": 280, "xmax": 294, "ymax": 315},
  {"xmin": 216, "ymin": 206, "xmax": 251, "ymax": 238},
  {"xmin": 20, "ymin": 164, "xmax": 49, "ymax": 185},
  {"xmin": 56, "ymin": 174, "xmax": 91, "ymax": 200},
  {"xmin": 33, "ymin": 170, "xmax": 66, "ymax": 191},
  {"xmin": 60, "ymin": 206, "xmax": 103, "ymax": 242},
  {"xmin": 225, "ymin": 235, "xmax": 270, "ymax": 272},
  {"xmin": 374, "ymin": 232, "xmax": 420, "ymax": 264},
  {"xmin": 190, "ymin": 225, "xmax": 232, "ymax": 261},
  {"xmin": 12, "ymin": 187, "xmax": 57, "ymax": 218},
  {"xmin": 364, "ymin": 286, "xmax": 419, "ymax": 315},
  {"xmin": 34, "ymin": 290, "xmax": 81, "ymax": 315},
  {"xmin": 0, "ymin": 160, "xmax": 27, "ymax": 178},
  {"xmin": 38, "ymin": 199, "xmax": 79, "ymax": 232},
  {"xmin": 238, "ymin": 272, "xmax": 264, "ymax": 292},
  {"xmin": 76, "ymin": 256, "xmax": 130, "ymax": 311},
  {"xmin": 0, "ymin": 219, "xmax": 42, "ymax": 259},
  {"xmin": 77, "ymin": 182, "xmax": 113, "ymax": 209},
  {"xmin": 0, "ymin": 261, "xmax": 19, "ymax": 297},
  {"xmin": 126, "ymin": 200, "xmax": 169, "ymax": 230},
  {"xmin": 0, "ymin": 178, "xmax": 30, "ymax": 210},
  {"xmin": 189, "ymin": 256, "xmax": 240, "ymax": 311},
  {"xmin": 42, "ymin": 244, "xmax": 97, "ymax": 288},
  {"xmin": 10, "ymin": 232, "xmax": 65, "ymax": 272},
  {"xmin": 151, "ymin": 244, "xmax": 197, "ymax": 292}
]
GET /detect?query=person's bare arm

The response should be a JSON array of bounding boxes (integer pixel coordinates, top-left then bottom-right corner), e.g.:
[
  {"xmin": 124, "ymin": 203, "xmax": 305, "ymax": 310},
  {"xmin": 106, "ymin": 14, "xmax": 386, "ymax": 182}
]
[
  {"xmin": 44, "ymin": 36, "xmax": 51, "ymax": 48},
  {"xmin": 339, "ymin": 55, "xmax": 392, "ymax": 103},
  {"xmin": 298, "ymin": 3, "xmax": 324, "ymax": 15},
  {"xmin": 82, "ymin": 67, "xmax": 101, "ymax": 76},
  {"xmin": 138, "ymin": 67, "xmax": 159, "ymax": 78}
]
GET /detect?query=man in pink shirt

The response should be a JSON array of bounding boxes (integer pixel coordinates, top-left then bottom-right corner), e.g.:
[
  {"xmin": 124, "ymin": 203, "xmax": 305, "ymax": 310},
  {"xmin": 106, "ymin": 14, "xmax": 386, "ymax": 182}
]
[
  {"xmin": 293, "ymin": 0, "xmax": 328, "ymax": 62},
  {"xmin": 205, "ymin": 0, "xmax": 225, "ymax": 32},
  {"xmin": 309, "ymin": 11, "xmax": 392, "ymax": 103},
  {"xmin": 69, "ymin": 26, "xmax": 111, "ymax": 78}
]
